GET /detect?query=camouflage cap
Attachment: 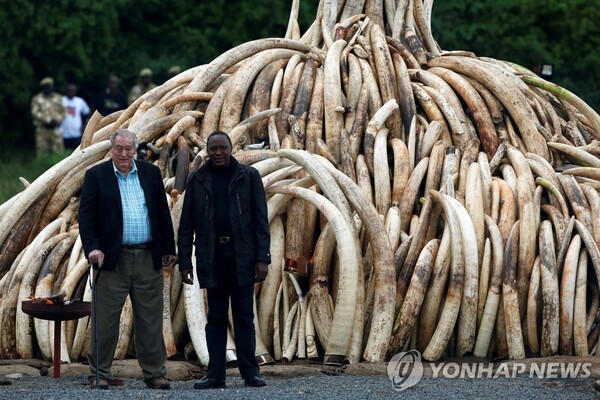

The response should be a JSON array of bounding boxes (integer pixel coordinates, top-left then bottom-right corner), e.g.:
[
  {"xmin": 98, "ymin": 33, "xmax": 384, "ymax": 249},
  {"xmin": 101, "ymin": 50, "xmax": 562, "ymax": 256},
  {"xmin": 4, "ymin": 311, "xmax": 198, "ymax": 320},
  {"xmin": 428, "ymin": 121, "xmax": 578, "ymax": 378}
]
[
  {"xmin": 139, "ymin": 68, "xmax": 153, "ymax": 77},
  {"xmin": 168, "ymin": 65, "xmax": 181, "ymax": 75},
  {"xmin": 40, "ymin": 77, "xmax": 54, "ymax": 86}
]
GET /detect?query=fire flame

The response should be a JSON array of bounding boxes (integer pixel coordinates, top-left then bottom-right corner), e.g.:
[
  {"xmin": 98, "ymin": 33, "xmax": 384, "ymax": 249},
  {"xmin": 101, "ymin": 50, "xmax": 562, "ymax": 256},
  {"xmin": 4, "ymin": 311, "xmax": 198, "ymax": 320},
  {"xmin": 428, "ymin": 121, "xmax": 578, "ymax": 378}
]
[{"xmin": 29, "ymin": 294, "xmax": 55, "ymax": 304}]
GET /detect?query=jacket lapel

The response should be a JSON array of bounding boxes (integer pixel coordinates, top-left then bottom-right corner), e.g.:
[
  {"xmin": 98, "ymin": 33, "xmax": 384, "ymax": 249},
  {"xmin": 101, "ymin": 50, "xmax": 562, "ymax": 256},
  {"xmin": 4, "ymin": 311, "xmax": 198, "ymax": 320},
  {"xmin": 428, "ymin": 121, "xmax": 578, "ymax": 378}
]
[
  {"xmin": 135, "ymin": 161, "xmax": 153, "ymax": 212},
  {"xmin": 103, "ymin": 160, "xmax": 123, "ymax": 216}
]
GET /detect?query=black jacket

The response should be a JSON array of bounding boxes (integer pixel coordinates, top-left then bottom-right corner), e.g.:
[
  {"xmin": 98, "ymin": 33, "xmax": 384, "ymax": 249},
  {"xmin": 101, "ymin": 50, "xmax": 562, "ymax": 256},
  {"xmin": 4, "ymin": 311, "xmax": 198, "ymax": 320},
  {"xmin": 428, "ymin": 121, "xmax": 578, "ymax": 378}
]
[
  {"xmin": 177, "ymin": 157, "xmax": 271, "ymax": 287},
  {"xmin": 78, "ymin": 159, "xmax": 176, "ymax": 270}
]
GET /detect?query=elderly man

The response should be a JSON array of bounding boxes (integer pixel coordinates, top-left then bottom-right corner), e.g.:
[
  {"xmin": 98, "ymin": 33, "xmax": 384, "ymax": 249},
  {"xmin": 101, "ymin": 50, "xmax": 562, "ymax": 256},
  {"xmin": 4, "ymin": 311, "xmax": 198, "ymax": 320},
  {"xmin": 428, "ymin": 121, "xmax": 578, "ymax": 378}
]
[
  {"xmin": 79, "ymin": 129, "xmax": 176, "ymax": 389},
  {"xmin": 31, "ymin": 77, "xmax": 67, "ymax": 157}
]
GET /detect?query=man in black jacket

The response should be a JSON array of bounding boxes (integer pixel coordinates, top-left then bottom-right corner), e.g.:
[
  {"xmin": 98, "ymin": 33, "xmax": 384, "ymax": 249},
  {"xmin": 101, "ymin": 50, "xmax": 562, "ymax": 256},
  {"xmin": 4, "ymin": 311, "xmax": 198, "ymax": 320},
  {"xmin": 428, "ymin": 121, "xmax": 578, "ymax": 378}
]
[
  {"xmin": 79, "ymin": 129, "xmax": 176, "ymax": 389},
  {"xmin": 178, "ymin": 130, "xmax": 270, "ymax": 389}
]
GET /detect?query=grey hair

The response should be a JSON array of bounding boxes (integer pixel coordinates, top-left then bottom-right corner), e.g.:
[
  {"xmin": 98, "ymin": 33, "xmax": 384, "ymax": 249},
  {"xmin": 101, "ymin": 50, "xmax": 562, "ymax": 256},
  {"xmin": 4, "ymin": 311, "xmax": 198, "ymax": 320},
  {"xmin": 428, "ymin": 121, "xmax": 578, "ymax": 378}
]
[{"xmin": 110, "ymin": 129, "xmax": 139, "ymax": 149}]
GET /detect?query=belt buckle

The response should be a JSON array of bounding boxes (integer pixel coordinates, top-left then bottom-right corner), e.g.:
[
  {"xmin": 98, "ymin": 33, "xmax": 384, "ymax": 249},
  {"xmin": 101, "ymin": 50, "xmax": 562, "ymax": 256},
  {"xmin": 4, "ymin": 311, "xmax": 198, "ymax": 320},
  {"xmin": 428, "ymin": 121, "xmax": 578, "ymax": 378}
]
[{"xmin": 219, "ymin": 236, "xmax": 230, "ymax": 244}]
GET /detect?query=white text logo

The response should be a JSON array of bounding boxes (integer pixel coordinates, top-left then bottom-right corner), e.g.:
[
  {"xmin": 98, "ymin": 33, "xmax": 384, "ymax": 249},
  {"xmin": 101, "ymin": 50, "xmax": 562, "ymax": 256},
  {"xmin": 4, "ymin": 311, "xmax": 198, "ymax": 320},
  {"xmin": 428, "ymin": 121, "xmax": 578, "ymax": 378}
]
[
  {"xmin": 387, "ymin": 350, "xmax": 591, "ymax": 391},
  {"xmin": 387, "ymin": 350, "xmax": 424, "ymax": 392}
]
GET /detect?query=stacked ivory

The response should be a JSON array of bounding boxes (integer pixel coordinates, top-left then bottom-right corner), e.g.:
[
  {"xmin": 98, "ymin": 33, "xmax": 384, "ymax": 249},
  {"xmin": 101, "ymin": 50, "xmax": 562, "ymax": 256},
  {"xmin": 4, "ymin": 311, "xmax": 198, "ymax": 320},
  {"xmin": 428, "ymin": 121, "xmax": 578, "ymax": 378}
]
[{"xmin": 1, "ymin": 0, "xmax": 600, "ymax": 366}]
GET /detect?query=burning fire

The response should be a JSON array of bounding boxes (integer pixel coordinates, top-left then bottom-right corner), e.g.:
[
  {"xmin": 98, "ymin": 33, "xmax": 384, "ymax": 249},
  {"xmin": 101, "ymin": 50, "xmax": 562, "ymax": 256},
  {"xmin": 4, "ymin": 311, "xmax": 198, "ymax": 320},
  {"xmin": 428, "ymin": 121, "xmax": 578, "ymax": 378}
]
[{"xmin": 28, "ymin": 294, "xmax": 60, "ymax": 304}]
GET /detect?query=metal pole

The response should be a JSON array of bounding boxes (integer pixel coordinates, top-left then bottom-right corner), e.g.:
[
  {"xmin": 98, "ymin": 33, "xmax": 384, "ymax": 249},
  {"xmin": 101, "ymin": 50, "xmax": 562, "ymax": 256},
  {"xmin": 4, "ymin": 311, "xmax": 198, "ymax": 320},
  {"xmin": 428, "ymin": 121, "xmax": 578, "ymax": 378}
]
[
  {"xmin": 53, "ymin": 319, "xmax": 61, "ymax": 378},
  {"xmin": 92, "ymin": 266, "xmax": 101, "ymax": 388}
]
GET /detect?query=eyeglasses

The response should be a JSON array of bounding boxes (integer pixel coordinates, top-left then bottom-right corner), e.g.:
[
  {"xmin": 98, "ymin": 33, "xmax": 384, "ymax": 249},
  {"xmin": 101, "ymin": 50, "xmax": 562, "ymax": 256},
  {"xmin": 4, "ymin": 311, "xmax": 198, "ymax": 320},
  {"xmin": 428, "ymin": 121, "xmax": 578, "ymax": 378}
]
[{"xmin": 112, "ymin": 146, "xmax": 135, "ymax": 154}]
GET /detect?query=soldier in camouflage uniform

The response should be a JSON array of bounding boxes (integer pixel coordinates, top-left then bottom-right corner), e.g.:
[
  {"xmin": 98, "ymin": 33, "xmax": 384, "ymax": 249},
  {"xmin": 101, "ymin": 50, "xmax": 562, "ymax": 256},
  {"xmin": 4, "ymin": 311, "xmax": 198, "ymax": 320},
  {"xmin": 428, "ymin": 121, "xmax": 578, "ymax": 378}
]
[
  {"xmin": 31, "ymin": 77, "xmax": 67, "ymax": 157},
  {"xmin": 128, "ymin": 68, "xmax": 157, "ymax": 104}
]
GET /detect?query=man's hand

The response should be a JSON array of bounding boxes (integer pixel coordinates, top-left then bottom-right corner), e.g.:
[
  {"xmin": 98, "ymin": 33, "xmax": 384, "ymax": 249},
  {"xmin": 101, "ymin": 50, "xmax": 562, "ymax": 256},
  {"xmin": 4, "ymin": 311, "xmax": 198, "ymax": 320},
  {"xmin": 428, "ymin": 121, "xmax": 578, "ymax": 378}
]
[
  {"xmin": 255, "ymin": 261, "xmax": 269, "ymax": 282},
  {"xmin": 181, "ymin": 269, "xmax": 194, "ymax": 285},
  {"xmin": 162, "ymin": 254, "xmax": 177, "ymax": 272},
  {"xmin": 162, "ymin": 255, "xmax": 177, "ymax": 266},
  {"xmin": 88, "ymin": 249, "xmax": 105, "ymax": 267}
]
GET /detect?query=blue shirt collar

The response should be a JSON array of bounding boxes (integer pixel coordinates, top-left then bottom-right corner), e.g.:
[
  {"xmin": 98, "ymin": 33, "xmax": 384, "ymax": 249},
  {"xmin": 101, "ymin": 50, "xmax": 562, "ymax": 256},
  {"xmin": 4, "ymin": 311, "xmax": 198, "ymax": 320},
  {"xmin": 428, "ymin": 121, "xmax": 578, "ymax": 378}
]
[{"xmin": 112, "ymin": 160, "xmax": 137, "ymax": 176}]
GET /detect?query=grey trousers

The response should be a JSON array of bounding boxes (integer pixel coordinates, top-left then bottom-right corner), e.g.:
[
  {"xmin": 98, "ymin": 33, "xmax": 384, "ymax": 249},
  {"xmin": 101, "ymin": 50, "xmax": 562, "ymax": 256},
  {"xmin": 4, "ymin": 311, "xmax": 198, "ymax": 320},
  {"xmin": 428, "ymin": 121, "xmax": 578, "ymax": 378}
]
[{"xmin": 88, "ymin": 248, "xmax": 167, "ymax": 381}]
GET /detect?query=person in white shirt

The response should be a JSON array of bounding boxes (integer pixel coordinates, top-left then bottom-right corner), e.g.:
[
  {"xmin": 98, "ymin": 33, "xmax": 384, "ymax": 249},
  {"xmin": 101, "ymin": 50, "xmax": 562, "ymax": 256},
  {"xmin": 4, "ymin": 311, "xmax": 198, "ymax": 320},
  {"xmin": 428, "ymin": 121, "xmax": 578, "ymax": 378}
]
[{"xmin": 62, "ymin": 83, "xmax": 90, "ymax": 150}]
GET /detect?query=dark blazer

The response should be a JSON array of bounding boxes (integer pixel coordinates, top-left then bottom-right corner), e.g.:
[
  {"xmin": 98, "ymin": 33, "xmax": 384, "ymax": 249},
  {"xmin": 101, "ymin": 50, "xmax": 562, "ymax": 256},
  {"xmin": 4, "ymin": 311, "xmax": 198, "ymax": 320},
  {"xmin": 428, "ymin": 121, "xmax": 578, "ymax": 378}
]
[
  {"xmin": 177, "ymin": 157, "xmax": 271, "ymax": 287},
  {"xmin": 78, "ymin": 159, "xmax": 175, "ymax": 270}
]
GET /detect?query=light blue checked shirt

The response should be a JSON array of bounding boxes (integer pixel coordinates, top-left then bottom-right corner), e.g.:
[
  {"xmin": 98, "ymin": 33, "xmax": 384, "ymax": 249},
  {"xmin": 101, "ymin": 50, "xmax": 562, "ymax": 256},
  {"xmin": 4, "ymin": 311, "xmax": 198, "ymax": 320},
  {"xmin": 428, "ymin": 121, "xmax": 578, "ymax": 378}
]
[{"xmin": 113, "ymin": 161, "xmax": 152, "ymax": 245}]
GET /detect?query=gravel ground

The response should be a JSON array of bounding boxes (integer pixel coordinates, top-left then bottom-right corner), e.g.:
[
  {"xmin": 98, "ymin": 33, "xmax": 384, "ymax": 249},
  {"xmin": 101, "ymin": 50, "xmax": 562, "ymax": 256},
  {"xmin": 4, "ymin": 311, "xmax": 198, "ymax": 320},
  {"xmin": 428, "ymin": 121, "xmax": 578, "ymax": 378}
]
[{"xmin": 0, "ymin": 374, "xmax": 597, "ymax": 399}]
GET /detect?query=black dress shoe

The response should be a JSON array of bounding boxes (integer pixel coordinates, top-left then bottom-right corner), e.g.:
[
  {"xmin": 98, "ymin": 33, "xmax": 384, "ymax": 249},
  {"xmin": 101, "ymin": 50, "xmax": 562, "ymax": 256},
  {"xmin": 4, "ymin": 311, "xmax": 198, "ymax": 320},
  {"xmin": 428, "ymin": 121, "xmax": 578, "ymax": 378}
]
[
  {"xmin": 194, "ymin": 377, "xmax": 226, "ymax": 389},
  {"xmin": 245, "ymin": 376, "xmax": 266, "ymax": 387}
]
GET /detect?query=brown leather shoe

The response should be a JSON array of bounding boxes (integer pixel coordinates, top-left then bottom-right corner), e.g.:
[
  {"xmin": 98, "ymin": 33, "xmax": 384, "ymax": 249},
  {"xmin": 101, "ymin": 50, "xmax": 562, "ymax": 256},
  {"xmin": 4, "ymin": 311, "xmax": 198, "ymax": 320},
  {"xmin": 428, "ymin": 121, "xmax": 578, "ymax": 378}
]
[
  {"xmin": 89, "ymin": 377, "xmax": 109, "ymax": 389},
  {"xmin": 145, "ymin": 376, "xmax": 171, "ymax": 389}
]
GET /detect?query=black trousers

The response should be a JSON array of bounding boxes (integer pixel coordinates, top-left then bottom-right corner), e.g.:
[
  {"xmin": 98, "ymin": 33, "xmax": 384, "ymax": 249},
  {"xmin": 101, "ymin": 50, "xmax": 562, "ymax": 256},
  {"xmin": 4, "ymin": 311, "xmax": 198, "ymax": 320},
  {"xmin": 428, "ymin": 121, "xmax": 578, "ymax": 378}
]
[{"xmin": 205, "ymin": 254, "xmax": 259, "ymax": 381}]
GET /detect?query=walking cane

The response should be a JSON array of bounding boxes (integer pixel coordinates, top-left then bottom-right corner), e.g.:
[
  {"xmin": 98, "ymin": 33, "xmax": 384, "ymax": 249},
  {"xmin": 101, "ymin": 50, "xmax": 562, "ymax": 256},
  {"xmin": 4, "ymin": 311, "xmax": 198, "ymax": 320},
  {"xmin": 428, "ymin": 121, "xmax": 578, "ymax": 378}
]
[{"xmin": 92, "ymin": 265, "xmax": 101, "ymax": 389}]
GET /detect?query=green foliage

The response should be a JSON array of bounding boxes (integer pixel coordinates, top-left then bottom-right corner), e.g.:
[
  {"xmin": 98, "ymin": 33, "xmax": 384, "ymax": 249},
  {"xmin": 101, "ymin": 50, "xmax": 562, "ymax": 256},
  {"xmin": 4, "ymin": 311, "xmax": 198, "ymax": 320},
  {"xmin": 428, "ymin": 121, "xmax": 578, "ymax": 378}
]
[
  {"xmin": 0, "ymin": 0, "xmax": 597, "ymax": 151},
  {"xmin": 0, "ymin": 149, "xmax": 71, "ymax": 204},
  {"xmin": 0, "ymin": 0, "xmax": 36, "ymax": 146},
  {"xmin": 432, "ymin": 0, "xmax": 600, "ymax": 112},
  {"xmin": 0, "ymin": 0, "xmax": 318, "ymax": 147},
  {"xmin": 0, "ymin": 0, "xmax": 126, "ymax": 147}
]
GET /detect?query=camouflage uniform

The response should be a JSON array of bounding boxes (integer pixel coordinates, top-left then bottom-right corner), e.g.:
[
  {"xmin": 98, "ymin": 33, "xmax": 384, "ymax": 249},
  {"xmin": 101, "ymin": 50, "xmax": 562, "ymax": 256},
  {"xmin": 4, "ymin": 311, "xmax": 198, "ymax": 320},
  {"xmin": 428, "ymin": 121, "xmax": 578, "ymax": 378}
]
[
  {"xmin": 128, "ymin": 82, "xmax": 157, "ymax": 104},
  {"xmin": 31, "ymin": 92, "xmax": 67, "ymax": 156}
]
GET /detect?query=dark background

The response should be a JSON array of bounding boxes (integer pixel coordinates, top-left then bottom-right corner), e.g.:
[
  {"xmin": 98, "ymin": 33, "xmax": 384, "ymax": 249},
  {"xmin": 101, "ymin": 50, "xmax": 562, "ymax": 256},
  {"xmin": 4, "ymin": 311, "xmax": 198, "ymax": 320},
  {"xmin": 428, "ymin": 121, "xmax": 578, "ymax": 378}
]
[{"xmin": 0, "ymin": 0, "xmax": 598, "ymax": 152}]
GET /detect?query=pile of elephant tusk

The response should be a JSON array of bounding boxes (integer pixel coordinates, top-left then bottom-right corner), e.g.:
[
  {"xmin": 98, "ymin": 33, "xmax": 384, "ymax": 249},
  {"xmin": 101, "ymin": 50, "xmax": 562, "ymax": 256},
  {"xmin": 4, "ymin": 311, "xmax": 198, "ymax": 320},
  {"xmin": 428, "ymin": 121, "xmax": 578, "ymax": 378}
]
[{"xmin": 1, "ymin": 0, "xmax": 600, "ymax": 367}]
